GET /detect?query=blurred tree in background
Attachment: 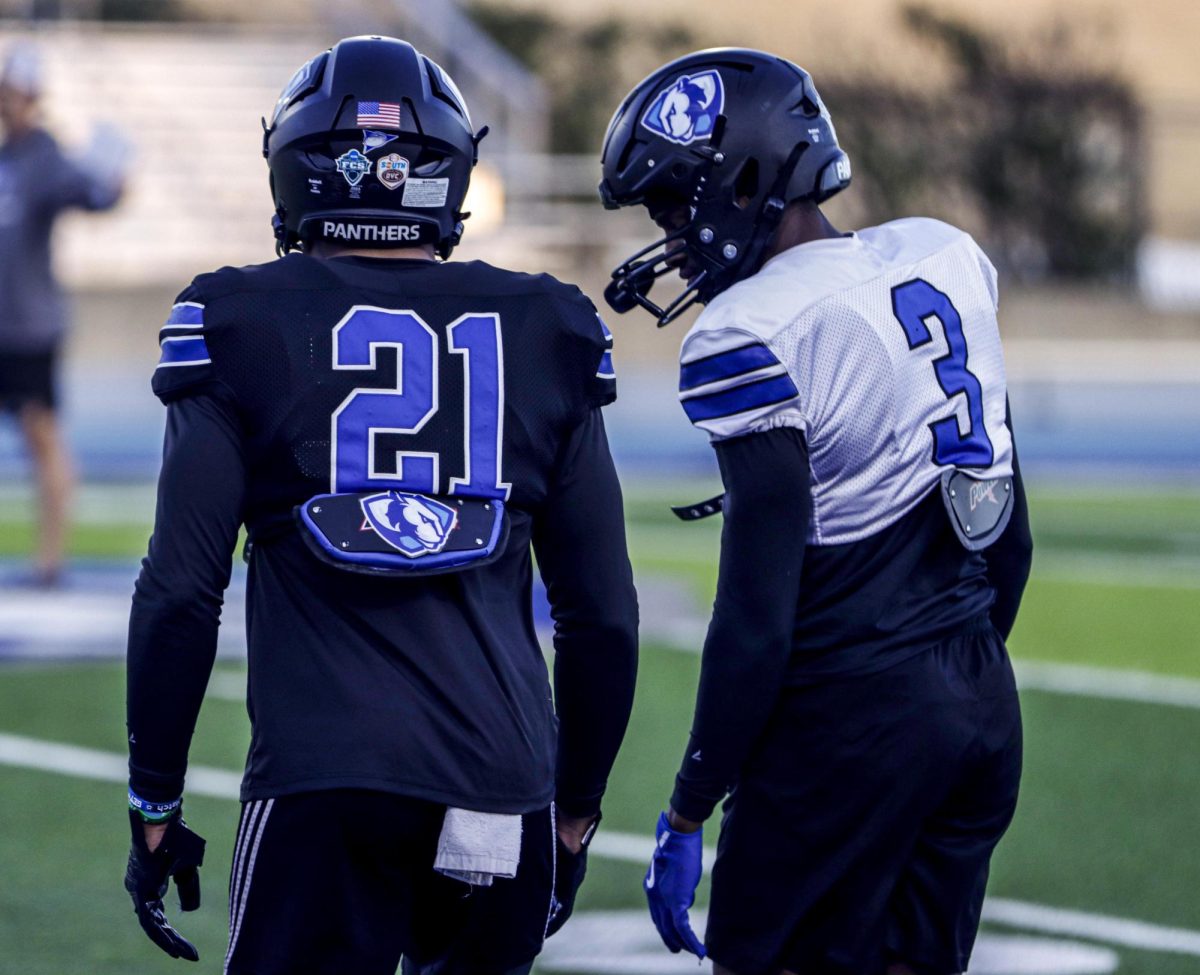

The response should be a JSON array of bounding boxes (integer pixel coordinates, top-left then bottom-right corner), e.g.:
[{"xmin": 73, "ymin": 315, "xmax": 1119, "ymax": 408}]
[
  {"xmin": 24, "ymin": 0, "xmax": 187, "ymax": 20},
  {"xmin": 469, "ymin": 2, "xmax": 696, "ymax": 157},
  {"xmin": 826, "ymin": 5, "xmax": 1144, "ymax": 281},
  {"xmin": 472, "ymin": 1, "xmax": 1143, "ymax": 282}
]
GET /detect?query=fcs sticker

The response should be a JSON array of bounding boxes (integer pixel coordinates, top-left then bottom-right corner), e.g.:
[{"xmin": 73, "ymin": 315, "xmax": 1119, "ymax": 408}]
[
  {"xmin": 360, "ymin": 491, "xmax": 458, "ymax": 558},
  {"xmin": 376, "ymin": 153, "xmax": 409, "ymax": 191},
  {"xmin": 640, "ymin": 70, "xmax": 725, "ymax": 146},
  {"xmin": 335, "ymin": 148, "xmax": 371, "ymax": 188}
]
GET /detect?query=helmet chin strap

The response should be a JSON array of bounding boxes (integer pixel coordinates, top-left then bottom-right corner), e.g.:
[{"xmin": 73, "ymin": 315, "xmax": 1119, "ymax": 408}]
[
  {"xmin": 664, "ymin": 145, "xmax": 809, "ymax": 517},
  {"xmin": 273, "ymin": 210, "xmax": 293, "ymax": 257},
  {"xmin": 607, "ymin": 271, "xmax": 707, "ymax": 328},
  {"xmin": 726, "ymin": 139, "xmax": 809, "ymax": 284},
  {"xmin": 606, "ymin": 134, "xmax": 810, "ymax": 327},
  {"xmin": 604, "ymin": 225, "xmax": 702, "ymax": 324}
]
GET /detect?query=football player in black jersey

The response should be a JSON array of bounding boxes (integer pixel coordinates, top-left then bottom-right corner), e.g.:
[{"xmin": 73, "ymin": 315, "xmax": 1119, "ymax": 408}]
[{"xmin": 123, "ymin": 37, "xmax": 637, "ymax": 975}]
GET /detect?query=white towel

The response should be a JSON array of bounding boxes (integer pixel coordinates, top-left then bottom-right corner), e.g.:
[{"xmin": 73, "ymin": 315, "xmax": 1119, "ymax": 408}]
[{"xmin": 433, "ymin": 807, "xmax": 522, "ymax": 887}]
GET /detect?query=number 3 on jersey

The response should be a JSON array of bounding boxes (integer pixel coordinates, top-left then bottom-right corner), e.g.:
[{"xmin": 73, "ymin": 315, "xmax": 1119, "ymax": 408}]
[
  {"xmin": 331, "ymin": 306, "xmax": 511, "ymax": 499},
  {"xmin": 891, "ymin": 278, "xmax": 994, "ymax": 468}
]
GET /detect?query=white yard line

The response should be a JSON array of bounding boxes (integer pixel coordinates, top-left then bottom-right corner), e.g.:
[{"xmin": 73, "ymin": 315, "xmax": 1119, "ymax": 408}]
[
  {"xmin": 1033, "ymin": 554, "xmax": 1200, "ymax": 591},
  {"xmin": 647, "ymin": 637, "xmax": 1200, "ymax": 713},
  {"xmin": 200, "ymin": 661, "xmax": 1200, "ymax": 713},
  {"xmin": 0, "ymin": 732, "xmax": 242, "ymax": 798},
  {"xmin": 983, "ymin": 899, "xmax": 1200, "ymax": 957},
  {"xmin": 1015, "ymin": 661, "xmax": 1200, "ymax": 710},
  {"xmin": 1, "ymin": 730, "xmax": 1199, "ymax": 958}
]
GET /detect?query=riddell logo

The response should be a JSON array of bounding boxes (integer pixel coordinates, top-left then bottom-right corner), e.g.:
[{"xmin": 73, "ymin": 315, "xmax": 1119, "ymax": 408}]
[{"xmin": 969, "ymin": 479, "xmax": 999, "ymax": 511}]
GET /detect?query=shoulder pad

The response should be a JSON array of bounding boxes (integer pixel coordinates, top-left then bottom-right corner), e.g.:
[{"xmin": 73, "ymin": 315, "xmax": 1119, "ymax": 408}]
[
  {"xmin": 150, "ymin": 286, "xmax": 215, "ymax": 403},
  {"xmin": 591, "ymin": 310, "xmax": 616, "ymax": 407},
  {"xmin": 678, "ymin": 327, "xmax": 802, "ymax": 441},
  {"xmin": 547, "ymin": 283, "xmax": 617, "ymax": 408},
  {"xmin": 971, "ymin": 240, "xmax": 1000, "ymax": 311}
]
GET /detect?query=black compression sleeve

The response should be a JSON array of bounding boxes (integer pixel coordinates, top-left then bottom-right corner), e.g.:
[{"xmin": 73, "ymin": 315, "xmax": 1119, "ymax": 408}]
[
  {"xmin": 670, "ymin": 426, "xmax": 811, "ymax": 823},
  {"xmin": 984, "ymin": 404, "xmax": 1033, "ymax": 640},
  {"xmin": 126, "ymin": 388, "xmax": 246, "ymax": 802},
  {"xmin": 533, "ymin": 409, "xmax": 639, "ymax": 819}
]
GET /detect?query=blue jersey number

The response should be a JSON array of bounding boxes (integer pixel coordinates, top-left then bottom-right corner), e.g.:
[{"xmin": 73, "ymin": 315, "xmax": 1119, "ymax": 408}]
[
  {"xmin": 331, "ymin": 306, "xmax": 510, "ymax": 498},
  {"xmin": 891, "ymin": 278, "xmax": 994, "ymax": 467}
]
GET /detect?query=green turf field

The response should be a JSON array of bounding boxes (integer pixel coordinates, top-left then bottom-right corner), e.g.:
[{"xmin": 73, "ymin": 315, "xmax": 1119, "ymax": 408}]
[{"xmin": 0, "ymin": 486, "xmax": 1197, "ymax": 974}]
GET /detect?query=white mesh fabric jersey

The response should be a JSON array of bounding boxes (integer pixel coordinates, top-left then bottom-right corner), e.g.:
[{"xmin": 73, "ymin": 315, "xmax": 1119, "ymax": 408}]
[{"xmin": 677, "ymin": 217, "xmax": 1013, "ymax": 545}]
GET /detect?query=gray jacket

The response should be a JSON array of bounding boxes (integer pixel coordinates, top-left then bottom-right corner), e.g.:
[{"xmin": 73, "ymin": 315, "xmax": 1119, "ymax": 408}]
[{"xmin": 0, "ymin": 127, "xmax": 121, "ymax": 353}]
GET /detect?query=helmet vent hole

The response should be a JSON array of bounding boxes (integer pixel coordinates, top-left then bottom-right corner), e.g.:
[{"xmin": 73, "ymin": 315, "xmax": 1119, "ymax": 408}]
[
  {"xmin": 616, "ymin": 136, "xmax": 640, "ymax": 175},
  {"xmin": 733, "ymin": 158, "xmax": 759, "ymax": 208},
  {"xmin": 670, "ymin": 162, "xmax": 689, "ymax": 180},
  {"xmin": 424, "ymin": 60, "xmax": 469, "ymax": 120},
  {"xmin": 790, "ymin": 96, "xmax": 821, "ymax": 118},
  {"xmin": 403, "ymin": 97, "xmax": 423, "ymax": 135}
]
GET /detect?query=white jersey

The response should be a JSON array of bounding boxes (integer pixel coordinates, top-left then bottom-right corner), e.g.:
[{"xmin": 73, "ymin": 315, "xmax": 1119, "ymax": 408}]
[{"xmin": 678, "ymin": 217, "xmax": 1013, "ymax": 545}]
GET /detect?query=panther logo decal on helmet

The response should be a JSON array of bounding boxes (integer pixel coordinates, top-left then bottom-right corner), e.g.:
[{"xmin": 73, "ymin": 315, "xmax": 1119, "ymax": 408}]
[{"xmin": 640, "ymin": 70, "xmax": 724, "ymax": 146}]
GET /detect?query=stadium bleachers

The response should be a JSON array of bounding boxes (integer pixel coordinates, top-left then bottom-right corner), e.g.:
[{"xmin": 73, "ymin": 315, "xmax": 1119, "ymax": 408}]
[
  {"xmin": 3, "ymin": 13, "xmax": 562, "ymax": 286},
  {"xmin": 5, "ymin": 25, "xmax": 337, "ymax": 282}
]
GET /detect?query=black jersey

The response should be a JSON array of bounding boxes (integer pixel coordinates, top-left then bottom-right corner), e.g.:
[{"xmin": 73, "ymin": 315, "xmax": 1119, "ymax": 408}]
[
  {"xmin": 127, "ymin": 254, "xmax": 638, "ymax": 817},
  {"xmin": 667, "ymin": 426, "xmax": 1031, "ymax": 822}
]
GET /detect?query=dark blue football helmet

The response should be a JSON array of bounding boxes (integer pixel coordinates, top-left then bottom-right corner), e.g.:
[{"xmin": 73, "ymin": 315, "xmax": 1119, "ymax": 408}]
[
  {"xmin": 599, "ymin": 48, "xmax": 852, "ymax": 325},
  {"xmin": 265, "ymin": 36, "xmax": 485, "ymax": 258}
]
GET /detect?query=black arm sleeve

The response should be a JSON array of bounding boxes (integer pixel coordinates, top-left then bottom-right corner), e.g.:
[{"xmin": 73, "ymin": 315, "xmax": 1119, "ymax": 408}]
[
  {"xmin": 126, "ymin": 387, "xmax": 246, "ymax": 802},
  {"xmin": 983, "ymin": 403, "xmax": 1033, "ymax": 640},
  {"xmin": 670, "ymin": 426, "xmax": 811, "ymax": 823},
  {"xmin": 532, "ymin": 409, "xmax": 639, "ymax": 819}
]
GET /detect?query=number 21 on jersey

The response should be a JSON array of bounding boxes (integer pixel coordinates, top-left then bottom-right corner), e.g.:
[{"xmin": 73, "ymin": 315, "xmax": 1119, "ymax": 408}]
[{"xmin": 330, "ymin": 306, "xmax": 511, "ymax": 499}]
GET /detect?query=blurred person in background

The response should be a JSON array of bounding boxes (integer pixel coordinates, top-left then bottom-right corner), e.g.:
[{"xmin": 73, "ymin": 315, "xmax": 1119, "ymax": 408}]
[
  {"xmin": 123, "ymin": 35, "xmax": 636, "ymax": 975},
  {"xmin": 601, "ymin": 48, "xmax": 1032, "ymax": 975},
  {"xmin": 0, "ymin": 42, "xmax": 127, "ymax": 587}
]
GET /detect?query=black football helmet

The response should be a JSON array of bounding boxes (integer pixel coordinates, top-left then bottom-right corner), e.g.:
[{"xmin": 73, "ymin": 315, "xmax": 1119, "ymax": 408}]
[
  {"xmin": 599, "ymin": 48, "xmax": 852, "ymax": 325},
  {"xmin": 264, "ymin": 35, "xmax": 485, "ymax": 258}
]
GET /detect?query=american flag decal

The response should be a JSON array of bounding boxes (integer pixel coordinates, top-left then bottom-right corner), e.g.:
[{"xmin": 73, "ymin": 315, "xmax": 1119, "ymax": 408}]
[{"xmin": 357, "ymin": 101, "xmax": 401, "ymax": 128}]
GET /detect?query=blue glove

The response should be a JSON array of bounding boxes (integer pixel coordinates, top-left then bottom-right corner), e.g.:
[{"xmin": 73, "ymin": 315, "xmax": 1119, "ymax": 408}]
[{"xmin": 644, "ymin": 810, "xmax": 706, "ymax": 958}]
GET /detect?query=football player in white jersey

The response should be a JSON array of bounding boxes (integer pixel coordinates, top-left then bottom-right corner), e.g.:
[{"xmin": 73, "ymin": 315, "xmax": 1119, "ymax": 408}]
[{"xmin": 599, "ymin": 49, "xmax": 1033, "ymax": 975}]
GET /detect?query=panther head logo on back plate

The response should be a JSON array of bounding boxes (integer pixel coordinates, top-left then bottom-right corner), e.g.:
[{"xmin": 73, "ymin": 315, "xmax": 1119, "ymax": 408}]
[{"xmin": 361, "ymin": 491, "xmax": 457, "ymax": 557}]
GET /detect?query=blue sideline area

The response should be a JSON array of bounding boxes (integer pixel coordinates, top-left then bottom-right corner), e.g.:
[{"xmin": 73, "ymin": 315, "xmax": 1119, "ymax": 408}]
[
  {"xmin": 0, "ymin": 366, "xmax": 1197, "ymax": 485},
  {"xmin": 0, "ymin": 557, "xmax": 701, "ymax": 663}
]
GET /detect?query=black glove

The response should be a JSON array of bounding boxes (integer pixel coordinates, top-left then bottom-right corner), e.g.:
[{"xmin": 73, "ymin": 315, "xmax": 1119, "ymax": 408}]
[
  {"xmin": 124, "ymin": 808, "xmax": 206, "ymax": 961},
  {"xmin": 546, "ymin": 812, "xmax": 599, "ymax": 938}
]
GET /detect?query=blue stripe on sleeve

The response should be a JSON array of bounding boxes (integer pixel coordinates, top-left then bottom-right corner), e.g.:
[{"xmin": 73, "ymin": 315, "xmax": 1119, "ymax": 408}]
[
  {"xmin": 596, "ymin": 351, "xmax": 615, "ymax": 378},
  {"xmin": 165, "ymin": 302, "xmax": 205, "ymax": 327},
  {"xmin": 157, "ymin": 336, "xmax": 211, "ymax": 366},
  {"xmin": 679, "ymin": 343, "xmax": 780, "ymax": 391},
  {"xmin": 682, "ymin": 373, "xmax": 799, "ymax": 423},
  {"xmin": 597, "ymin": 314, "xmax": 613, "ymax": 342}
]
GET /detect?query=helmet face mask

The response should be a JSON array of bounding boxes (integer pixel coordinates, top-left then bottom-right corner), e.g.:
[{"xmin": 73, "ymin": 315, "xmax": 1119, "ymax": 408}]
[
  {"xmin": 265, "ymin": 36, "xmax": 483, "ymax": 259},
  {"xmin": 599, "ymin": 48, "xmax": 852, "ymax": 325}
]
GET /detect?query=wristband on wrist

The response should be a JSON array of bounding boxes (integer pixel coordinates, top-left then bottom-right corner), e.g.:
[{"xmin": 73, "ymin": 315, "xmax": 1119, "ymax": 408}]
[{"xmin": 128, "ymin": 788, "xmax": 182, "ymax": 823}]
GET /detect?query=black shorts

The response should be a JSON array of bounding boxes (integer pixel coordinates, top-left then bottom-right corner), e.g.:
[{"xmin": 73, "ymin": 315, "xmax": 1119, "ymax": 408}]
[
  {"xmin": 224, "ymin": 790, "xmax": 557, "ymax": 975},
  {"xmin": 0, "ymin": 349, "xmax": 58, "ymax": 412},
  {"xmin": 707, "ymin": 619, "xmax": 1022, "ymax": 975}
]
